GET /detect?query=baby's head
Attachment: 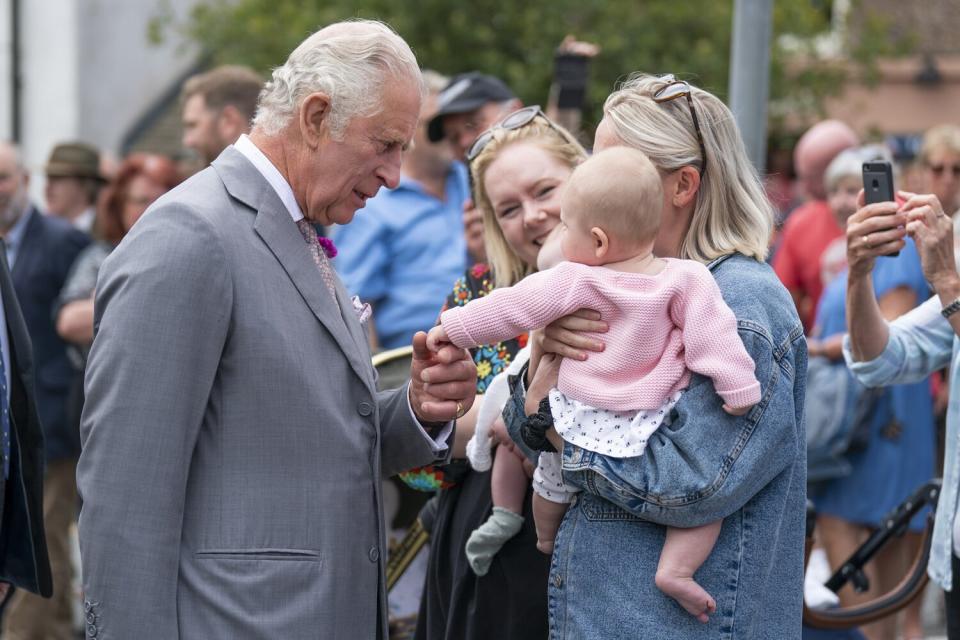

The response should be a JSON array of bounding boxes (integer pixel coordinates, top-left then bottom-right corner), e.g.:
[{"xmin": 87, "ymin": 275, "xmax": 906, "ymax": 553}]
[{"xmin": 559, "ymin": 146, "xmax": 663, "ymax": 265}]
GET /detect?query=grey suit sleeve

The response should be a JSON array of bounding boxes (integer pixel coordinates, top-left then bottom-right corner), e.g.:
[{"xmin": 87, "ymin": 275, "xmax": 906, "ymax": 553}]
[
  {"xmin": 377, "ymin": 384, "xmax": 451, "ymax": 478},
  {"xmin": 77, "ymin": 208, "xmax": 232, "ymax": 639}
]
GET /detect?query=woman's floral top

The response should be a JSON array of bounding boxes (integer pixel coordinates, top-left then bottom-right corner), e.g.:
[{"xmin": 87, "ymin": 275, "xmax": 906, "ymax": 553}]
[
  {"xmin": 397, "ymin": 263, "xmax": 527, "ymax": 491},
  {"xmin": 444, "ymin": 263, "xmax": 528, "ymax": 394}
]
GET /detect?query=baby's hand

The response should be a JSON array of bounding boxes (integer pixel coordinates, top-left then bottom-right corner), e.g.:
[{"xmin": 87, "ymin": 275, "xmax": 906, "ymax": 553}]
[
  {"xmin": 426, "ymin": 325, "xmax": 451, "ymax": 352},
  {"xmin": 722, "ymin": 403, "xmax": 752, "ymax": 416}
]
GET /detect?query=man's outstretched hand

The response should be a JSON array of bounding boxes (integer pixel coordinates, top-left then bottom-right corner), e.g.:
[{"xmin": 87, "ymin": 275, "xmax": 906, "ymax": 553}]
[{"xmin": 410, "ymin": 331, "xmax": 477, "ymax": 425}]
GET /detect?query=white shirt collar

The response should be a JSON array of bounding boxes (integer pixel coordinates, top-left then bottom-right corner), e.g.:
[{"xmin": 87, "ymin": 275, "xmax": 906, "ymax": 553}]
[
  {"xmin": 74, "ymin": 207, "xmax": 95, "ymax": 233},
  {"xmin": 233, "ymin": 134, "xmax": 304, "ymax": 223}
]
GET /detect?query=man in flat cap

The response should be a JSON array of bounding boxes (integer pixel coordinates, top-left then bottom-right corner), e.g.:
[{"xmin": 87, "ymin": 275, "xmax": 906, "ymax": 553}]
[{"xmin": 44, "ymin": 142, "xmax": 105, "ymax": 233}]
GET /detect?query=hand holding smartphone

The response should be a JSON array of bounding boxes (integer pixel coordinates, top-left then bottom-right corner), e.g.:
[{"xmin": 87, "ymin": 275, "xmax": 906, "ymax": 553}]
[{"xmin": 862, "ymin": 160, "xmax": 900, "ymax": 256}]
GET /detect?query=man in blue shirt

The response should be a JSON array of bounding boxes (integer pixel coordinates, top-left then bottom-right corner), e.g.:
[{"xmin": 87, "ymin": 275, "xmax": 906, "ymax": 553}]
[{"xmin": 334, "ymin": 71, "xmax": 470, "ymax": 350}]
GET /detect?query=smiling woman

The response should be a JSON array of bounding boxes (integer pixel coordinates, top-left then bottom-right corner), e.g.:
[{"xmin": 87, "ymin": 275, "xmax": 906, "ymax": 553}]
[
  {"xmin": 413, "ymin": 112, "xmax": 587, "ymax": 640},
  {"xmin": 471, "ymin": 118, "xmax": 587, "ymax": 289}
]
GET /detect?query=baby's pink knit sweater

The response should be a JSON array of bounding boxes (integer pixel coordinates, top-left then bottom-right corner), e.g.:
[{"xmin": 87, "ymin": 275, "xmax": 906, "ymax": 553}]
[{"xmin": 440, "ymin": 259, "xmax": 760, "ymax": 411}]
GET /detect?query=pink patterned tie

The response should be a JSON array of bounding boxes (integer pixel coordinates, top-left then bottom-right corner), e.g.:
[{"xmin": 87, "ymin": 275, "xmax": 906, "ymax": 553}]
[{"xmin": 296, "ymin": 219, "xmax": 339, "ymax": 302}]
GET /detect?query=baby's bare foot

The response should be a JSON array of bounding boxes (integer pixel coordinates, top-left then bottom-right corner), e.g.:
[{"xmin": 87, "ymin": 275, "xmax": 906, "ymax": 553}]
[
  {"xmin": 655, "ymin": 570, "xmax": 716, "ymax": 624},
  {"xmin": 536, "ymin": 539, "xmax": 555, "ymax": 554}
]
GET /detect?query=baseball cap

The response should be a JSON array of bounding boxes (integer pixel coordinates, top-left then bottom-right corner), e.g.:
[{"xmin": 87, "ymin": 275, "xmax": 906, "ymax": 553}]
[{"xmin": 427, "ymin": 72, "xmax": 516, "ymax": 143}]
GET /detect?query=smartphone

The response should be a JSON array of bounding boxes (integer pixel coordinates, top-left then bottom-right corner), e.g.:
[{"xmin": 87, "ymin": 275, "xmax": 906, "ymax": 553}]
[{"xmin": 861, "ymin": 160, "xmax": 899, "ymax": 256}]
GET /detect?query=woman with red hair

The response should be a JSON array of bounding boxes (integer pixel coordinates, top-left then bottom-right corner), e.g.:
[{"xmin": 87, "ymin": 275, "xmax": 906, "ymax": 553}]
[{"xmin": 56, "ymin": 153, "xmax": 181, "ymax": 348}]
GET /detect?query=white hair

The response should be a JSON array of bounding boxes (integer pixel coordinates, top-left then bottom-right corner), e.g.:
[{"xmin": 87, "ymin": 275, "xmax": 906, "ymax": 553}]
[
  {"xmin": 253, "ymin": 19, "xmax": 423, "ymax": 138},
  {"xmin": 824, "ymin": 144, "xmax": 894, "ymax": 194}
]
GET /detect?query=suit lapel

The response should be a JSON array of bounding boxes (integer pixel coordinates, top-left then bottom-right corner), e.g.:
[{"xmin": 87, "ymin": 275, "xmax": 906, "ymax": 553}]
[
  {"xmin": 214, "ymin": 148, "xmax": 375, "ymax": 394},
  {"xmin": 329, "ymin": 275, "xmax": 373, "ymax": 375}
]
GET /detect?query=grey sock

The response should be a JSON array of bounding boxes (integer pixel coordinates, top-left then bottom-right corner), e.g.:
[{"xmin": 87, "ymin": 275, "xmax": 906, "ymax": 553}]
[{"xmin": 465, "ymin": 507, "xmax": 525, "ymax": 576}]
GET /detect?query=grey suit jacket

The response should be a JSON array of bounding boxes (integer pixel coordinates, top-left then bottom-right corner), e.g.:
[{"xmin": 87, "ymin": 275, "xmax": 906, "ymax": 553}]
[{"xmin": 77, "ymin": 147, "xmax": 450, "ymax": 639}]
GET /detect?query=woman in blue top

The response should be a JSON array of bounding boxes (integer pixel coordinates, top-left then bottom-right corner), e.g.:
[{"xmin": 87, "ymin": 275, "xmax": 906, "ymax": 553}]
[
  {"xmin": 813, "ymin": 248, "xmax": 933, "ymax": 639},
  {"xmin": 503, "ymin": 74, "xmax": 806, "ymax": 639},
  {"xmin": 812, "ymin": 244, "xmax": 933, "ymax": 640},
  {"xmin": 806, "ymin": 147, "xmax": 935, "ymax": 640},
  {"xmin": 843, "ymin": 183, "xmax": 960, "ymax": 640}
]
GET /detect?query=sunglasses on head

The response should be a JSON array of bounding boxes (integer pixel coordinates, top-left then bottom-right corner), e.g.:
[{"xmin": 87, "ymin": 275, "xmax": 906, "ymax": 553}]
[
  {"xmin": 653, "ymin": 74, "xmax": 707, "ymax": 177},
  {"xmin": 466, "ymin": 106, "xmax": 562, "ymax": 163},
  {"xmin": 929, "ymin": 163, "xmax": 960, "ymax": 178}
]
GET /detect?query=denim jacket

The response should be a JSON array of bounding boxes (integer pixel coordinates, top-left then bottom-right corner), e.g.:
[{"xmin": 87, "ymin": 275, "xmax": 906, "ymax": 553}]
[
  {"xmin": 842, "ymin": 294, "xmax": 959, "ymax": 591},
  {"xmin": 505, "ymin": 254, "xmax": 807, "ymax": 639}
]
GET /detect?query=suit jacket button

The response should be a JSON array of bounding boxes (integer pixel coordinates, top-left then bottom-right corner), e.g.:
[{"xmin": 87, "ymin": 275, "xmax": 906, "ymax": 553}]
[
  {"xmin": 86, "ymin": 611, "xmax": 96, "ymax": 624},
  {"xmin": 368, "ymin": 546, "xmax": 380, "ymax": 562},
  {"xmin": 357, "ymin": 402, "xmax": 373, "ymax": 417},
  {"xmin": 87, "ymin": 623, "xmax": 98, "ymax": 637}
]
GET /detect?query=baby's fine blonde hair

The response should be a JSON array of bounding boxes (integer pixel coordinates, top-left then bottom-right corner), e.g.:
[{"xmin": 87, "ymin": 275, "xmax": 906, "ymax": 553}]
[{"xmin": 563, "ymin": 146, "xmax": 663, "ymax": 247}]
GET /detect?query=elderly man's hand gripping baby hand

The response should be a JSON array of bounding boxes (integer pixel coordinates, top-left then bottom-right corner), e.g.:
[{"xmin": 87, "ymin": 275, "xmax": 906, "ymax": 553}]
[{"xmin": 411, "ymin": 330, "xmax": 476, "ymax": 424}]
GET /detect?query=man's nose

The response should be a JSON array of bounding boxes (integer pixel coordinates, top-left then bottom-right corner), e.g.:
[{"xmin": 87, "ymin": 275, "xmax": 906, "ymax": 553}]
[{"xmin": 379, "ymin": 152, "xmax": 403, "ymax": 190}]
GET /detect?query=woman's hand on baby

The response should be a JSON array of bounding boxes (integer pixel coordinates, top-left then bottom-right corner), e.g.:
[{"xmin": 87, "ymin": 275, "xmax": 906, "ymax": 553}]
[
  {"xmin": 426, "ymin": 325, "xmax": 451, "ymax": 352},
  {"xmin": 722, "ymin": 403, "xmax": 751, "ymax": 416},
  {"xmin": 542, "ymin": 309, "xmax": 607, "ymax": 361}
]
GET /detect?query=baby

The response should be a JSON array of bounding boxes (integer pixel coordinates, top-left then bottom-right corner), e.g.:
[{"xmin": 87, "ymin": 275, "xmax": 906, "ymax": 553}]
[{"xmin": 427, "ymin": 147, "xmax": 761, "ymax": 622}]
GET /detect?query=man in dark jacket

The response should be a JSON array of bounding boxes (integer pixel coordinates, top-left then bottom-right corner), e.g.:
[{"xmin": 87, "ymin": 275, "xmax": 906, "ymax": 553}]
[{"xmin": 0, "ymin": 141, "xmax": 88, "ymax": 638}]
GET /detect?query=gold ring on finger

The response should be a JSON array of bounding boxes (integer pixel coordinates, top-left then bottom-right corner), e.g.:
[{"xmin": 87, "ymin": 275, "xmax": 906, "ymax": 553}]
[
  {"xmin": 455, "ymin": 401, "xmax": 465, "ymax": 419},
  {"xmin": 862, "ymin": 234, "xmax": 870, "ymax": 247}
]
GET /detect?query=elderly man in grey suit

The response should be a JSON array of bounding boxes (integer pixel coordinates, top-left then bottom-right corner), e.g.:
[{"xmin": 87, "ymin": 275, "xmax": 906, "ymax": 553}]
[{"xmin": 77, "ymin": 20, "xmax": 476, "ymax": 640}]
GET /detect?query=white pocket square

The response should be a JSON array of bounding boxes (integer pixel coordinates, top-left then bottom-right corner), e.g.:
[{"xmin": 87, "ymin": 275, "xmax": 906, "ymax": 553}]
[{"xmin": 351, "ymin": 295, "xmax": 372, "ymax": 324}]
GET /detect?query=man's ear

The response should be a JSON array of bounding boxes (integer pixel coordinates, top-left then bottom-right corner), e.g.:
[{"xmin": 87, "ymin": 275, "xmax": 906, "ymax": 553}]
[
  {"xmin": 218, "ymin": 105, "xmax": 249, "ymax": 139},
  {"xmin": 591, "ymin": 227, "xmax": 610, "ymax": 259},
  {"xmin": 299, "ymin": 92, "xmax": 333, "ymax": 149}
]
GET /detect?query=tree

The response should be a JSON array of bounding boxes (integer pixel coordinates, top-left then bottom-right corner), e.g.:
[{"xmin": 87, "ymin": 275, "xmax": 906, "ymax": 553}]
[{"xmin": 152, "ymin": 0, "xmax": 910, "ymax": 138}]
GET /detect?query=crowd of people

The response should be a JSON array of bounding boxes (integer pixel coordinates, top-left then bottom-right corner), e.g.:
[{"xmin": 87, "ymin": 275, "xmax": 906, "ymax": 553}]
[{"xmin": 0, "ymin": 16, "xmax": 956, "ymax": 640}]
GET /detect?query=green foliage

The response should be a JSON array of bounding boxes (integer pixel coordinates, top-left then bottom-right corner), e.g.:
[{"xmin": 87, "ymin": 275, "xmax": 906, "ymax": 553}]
[{"xmin": 156, "ymin": 0, "xmax": 912, "ymax": 137}]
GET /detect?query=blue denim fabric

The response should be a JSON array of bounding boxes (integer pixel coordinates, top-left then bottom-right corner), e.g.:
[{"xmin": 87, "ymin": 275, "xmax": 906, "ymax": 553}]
[
  {"xmin": 505, "ymin": 254, "xmax": 808, "ymax": 639},
  {"xmin": 842, "ymin": 294, "xmax": 959, "ymax": 591}
]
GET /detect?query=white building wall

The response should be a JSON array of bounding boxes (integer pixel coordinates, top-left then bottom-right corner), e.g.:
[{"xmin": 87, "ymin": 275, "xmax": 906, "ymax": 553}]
[
  {"xmin": 0, "ymin": 0, "xmax": 12, "ymax": 143},
  {"xmin": 21, "ymin": 0, "xmax": 81, "ymax": 195},
  {"xmin": 2, "ymin": 0, "xmax": 201, "ymax": 205},
  {"xmin": 76, "ymin": 0, "xmax": 200, "ymax": 156}
]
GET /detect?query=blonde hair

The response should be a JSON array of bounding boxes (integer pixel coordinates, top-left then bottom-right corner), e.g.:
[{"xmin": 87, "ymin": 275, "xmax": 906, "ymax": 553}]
[
  {"xmin": 920, "ymin": 124, "xmax": 960, "ymax": 165},
  {"xmin": 602, "ymin": 73, "xmax": 774, "ymax": 263},
  {"xmin": 564, "ymin": 146, "xmax": 663, "ymax": 246},
  {"xmin": 470, "ymin": 117, "xmax": 588, "ymax": 287}
]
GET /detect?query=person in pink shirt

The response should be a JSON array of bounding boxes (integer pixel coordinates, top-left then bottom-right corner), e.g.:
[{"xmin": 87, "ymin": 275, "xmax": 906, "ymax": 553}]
[{"xmin": 428, "ymin": 146, "xmax": 760, "ymax": 623}]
